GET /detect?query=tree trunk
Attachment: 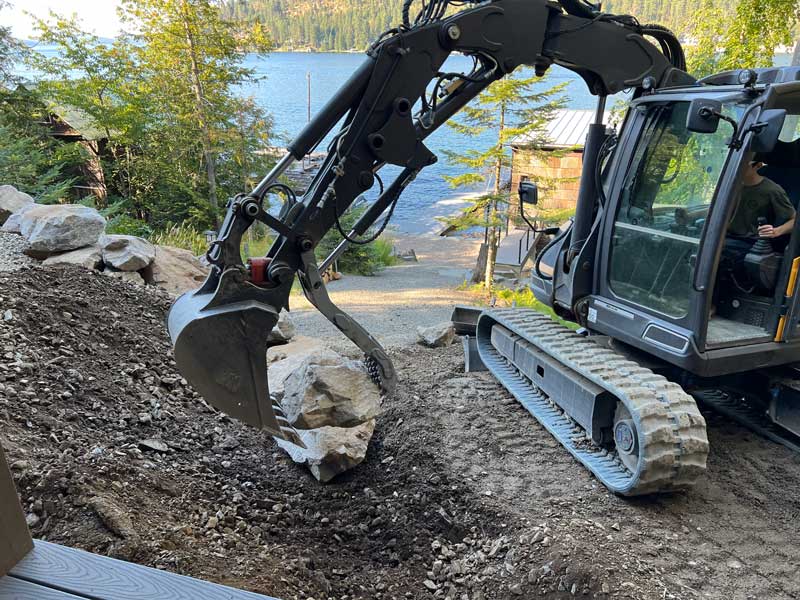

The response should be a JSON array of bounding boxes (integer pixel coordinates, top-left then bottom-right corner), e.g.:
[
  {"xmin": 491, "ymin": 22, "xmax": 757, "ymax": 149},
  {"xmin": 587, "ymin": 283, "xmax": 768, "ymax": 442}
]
[
  {"xmin": 181, "ymin": 1, "xmax": 218, "ymax": 222},
  {"xmin": 484, "ymin": 227, "xmax": 497, "ymax": 288},
  {"xmin": 484, "ymin": 103, "xmax": 506, "ymax": 289},
  {"xmin": 792, "ymin": 38, "xmax": 800, "ymax": 66}
]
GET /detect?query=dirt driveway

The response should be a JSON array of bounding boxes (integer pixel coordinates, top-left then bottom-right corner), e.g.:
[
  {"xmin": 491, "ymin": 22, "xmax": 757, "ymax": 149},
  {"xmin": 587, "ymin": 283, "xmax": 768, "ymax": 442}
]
[{"xmin": 290, "ymin": 234, "xmax": 485, "ymax": 350}]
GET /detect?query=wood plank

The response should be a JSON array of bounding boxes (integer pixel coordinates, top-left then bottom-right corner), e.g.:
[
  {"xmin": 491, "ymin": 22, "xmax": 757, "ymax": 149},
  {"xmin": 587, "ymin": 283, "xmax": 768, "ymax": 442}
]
[
  {"xmin": 10, "ymin": 541, "xmax": 279, "ymax": 600},
  {"xmin": 0, "ymin": 444, "xmax": 33, "ymax": 577},
  {"xmin": 0, "ymin": 576, "xmax": 86, "ymax": 599}
]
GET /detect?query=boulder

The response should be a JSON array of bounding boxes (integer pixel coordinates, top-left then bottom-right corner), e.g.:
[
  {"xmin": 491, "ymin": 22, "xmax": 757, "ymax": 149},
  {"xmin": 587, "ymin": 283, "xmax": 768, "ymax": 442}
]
[
  {"xmin": 267, "ymin": 311, "xmax": 296, "ymax": 344},
  {"xmin": 145, "ymin": 245, "xmax": 208, "ymax": 296},
  {"xmin": 281, "ymin": 352, "xmax": 382, "ymax": 430},
  {"xmin": 0, "ymin": 186, "xmax": 34, "ymax": 225},
  {"xmin": 271, "ymin": 343, "xmax": 381, "ymax": 482},
  {"xmin": 2, "ymin": 204, "xmax": 36, "ymax": 234},
  {"xmin": 267, "ymin": 338, "xmax": 338, "ymax": 397},
  {"xmin": 19, "ymin": 205, "xmax": 105, "ymax": 256},
  {"xmin": 417, "ymin": 322, "xmax": 456, "ymax": 348},
  {"xmin": 42, "ymin": 245, "xmax": 103, "ymax": 270},
  {"xmin": 275, "ymin": 420, "xmax": 376, "ymax": 483},
  {"xmin": 101, "ymin": 235, "xmax": 156, "ymax": 272}
]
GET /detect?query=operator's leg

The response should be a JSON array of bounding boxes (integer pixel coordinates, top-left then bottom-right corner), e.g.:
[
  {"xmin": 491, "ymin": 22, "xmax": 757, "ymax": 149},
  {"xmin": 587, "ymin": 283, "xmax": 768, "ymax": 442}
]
[{"xmin": 712, "ymin": 236, "xmax": 755, "ymax": 312}]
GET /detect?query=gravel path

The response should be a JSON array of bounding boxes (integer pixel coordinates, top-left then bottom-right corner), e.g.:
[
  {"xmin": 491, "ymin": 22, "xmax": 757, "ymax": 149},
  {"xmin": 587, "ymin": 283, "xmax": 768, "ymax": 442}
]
[
  {"xmin": 0, "ymin": 232, "xmax": 35, "ymax": 271},
  {"xmin": 290, "ymin": 233, "xmax": 485, "ymax": 350}
]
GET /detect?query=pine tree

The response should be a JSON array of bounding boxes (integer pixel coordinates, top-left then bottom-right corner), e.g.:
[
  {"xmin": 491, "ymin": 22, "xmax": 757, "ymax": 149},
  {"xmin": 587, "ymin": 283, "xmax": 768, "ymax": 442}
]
[{"xmin": 440, "ymin": 72, "xmax": 567, "ymax": 288}]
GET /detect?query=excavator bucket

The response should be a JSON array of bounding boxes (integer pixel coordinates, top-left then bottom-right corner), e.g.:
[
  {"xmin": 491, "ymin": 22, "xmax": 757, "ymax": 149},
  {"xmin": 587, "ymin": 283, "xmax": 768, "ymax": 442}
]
[{"xmin": 168, "ymin": 285, "xmax": 305, "ymax": 448}]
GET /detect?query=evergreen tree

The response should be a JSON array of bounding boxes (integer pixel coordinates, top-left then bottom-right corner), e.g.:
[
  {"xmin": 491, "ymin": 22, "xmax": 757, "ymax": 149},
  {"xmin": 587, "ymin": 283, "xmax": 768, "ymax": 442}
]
[{"xmin": 440, "ymin": 72, "xmax": 567, "ymax": 288}]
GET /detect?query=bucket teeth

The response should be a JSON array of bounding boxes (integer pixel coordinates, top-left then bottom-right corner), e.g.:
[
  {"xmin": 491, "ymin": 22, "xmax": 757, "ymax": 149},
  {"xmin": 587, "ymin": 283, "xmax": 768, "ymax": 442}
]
[{"xmin": 271, "ymin": 398, "xmax": 306, "ymax": 449}]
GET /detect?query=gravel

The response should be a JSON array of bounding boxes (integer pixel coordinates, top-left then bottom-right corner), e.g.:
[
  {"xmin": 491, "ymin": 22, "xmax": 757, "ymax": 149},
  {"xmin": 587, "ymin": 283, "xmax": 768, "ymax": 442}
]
[{"xmin": 0, "ymin": 232, "xmax": 35, "ymax": 271}]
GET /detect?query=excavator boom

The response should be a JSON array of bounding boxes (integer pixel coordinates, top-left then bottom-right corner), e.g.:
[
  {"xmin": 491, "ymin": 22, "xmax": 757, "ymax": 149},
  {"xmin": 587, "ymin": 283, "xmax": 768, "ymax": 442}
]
[{"xmin": 168, "ymin": 0, "xmax": 694, "ymax": 457}]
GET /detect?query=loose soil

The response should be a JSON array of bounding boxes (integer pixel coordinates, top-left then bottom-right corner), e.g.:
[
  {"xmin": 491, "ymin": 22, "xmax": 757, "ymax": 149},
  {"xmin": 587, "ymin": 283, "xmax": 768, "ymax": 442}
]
[{"xmin": 1, "ymin": 266, "xmax": 799, "ymax": 600}]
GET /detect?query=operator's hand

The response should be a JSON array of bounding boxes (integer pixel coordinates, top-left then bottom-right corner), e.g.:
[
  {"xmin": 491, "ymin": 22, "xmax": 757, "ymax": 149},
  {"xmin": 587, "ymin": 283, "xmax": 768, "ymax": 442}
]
[{"xmin": 758, "ymin": 224, "xmax": 777, "ymax": 238}]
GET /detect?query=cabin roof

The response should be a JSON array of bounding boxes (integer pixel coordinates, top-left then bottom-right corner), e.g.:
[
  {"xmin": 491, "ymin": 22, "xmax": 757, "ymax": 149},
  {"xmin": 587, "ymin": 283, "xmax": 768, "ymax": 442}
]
[{"xmin": 512, "ymin": 109, "xmax": 611, "ymax": 150}]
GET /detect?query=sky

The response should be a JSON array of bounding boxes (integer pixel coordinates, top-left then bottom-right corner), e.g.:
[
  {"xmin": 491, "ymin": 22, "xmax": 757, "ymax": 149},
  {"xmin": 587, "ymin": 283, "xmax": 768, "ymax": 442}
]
[{"xmin": 3, "ymin": 0, "xmax": 123, "ymax": 39}]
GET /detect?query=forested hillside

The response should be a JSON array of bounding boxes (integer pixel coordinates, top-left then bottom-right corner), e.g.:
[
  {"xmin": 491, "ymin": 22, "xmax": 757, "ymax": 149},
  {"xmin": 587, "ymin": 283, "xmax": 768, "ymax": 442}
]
[{"xmin": 224, "ymin": 0, "xmax": 709, "ymax": 51}]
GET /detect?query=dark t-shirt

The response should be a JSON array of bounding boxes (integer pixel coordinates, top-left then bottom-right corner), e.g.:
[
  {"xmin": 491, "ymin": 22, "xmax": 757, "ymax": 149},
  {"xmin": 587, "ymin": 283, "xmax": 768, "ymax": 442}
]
[{"xmin": 728, "ymin": 177, "xmax": 795, "ymax": 238}]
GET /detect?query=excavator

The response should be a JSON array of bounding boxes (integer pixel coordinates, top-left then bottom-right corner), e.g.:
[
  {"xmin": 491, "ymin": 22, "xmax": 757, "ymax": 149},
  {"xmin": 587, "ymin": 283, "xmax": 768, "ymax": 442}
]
[{"xmin": 168, "ymin": 0, "xmax": 800, "ymax": 496}]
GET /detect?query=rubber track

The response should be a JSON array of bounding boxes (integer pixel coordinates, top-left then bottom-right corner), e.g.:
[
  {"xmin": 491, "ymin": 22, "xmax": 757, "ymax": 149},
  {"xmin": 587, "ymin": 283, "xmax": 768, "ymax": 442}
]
[
  {"xmin": 692, "ymin": 389, "xmax": 800, "ymax": 454},
  {"xmin": 477, "ymin": 309, "xmax": 709, "ymax": 496}
]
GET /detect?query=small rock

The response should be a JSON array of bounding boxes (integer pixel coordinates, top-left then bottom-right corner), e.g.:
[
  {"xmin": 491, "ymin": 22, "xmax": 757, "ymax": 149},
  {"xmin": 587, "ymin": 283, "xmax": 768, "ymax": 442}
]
[
  {"xmin": 268, "ymin": 311, "xmax": 296, "ymax": 344},
  {"xmin": 423, "ymin": 579, "xmax": 437, "ymax": 591},
  {"xmin": 417, "ymin": 322, "xmax": 456, "ymax": 348},
  {"xmin": 25, "ymin": 513, "xmax": 40, "ymax": 528},
  {"xmin": 138, "ymin": 439, "xmax": 169, "ymax": 453},
  {"xmin": 103, "ymin": 269, "xmax": 145, "ymax": 285},
  {"xmin": 3, "ymin": 309, "xmax": 13, "ymax": 321}
]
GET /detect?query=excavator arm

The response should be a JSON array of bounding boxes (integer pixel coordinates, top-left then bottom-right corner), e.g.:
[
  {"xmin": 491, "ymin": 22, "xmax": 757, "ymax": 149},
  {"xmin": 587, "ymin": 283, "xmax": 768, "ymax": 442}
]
[{"xmin": 167, "ymin": 0, "xmax": 694, "ymax": 444}]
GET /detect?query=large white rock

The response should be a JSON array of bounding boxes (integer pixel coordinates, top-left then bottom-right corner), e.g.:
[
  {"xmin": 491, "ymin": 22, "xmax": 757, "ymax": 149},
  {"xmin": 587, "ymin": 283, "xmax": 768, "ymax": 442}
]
[
  {"xmin": 267, "ymin": 338, "xmax": 338, "ymax": 397},
  {"xmin": 42, "ymin": 245, "xmax": 103, "ymax": 270},
  {"xmin": 144, "ymin": 245, "xmax": 208, "ymax": 296},
  {"xmin": 276, "ymin": 420, "xmax": 376, "ymax": 483},
  {"xmin": 101, "ymin": 235, "xmax": 156, "ymax": 272},
  {"xmin": 417, "ymin": 322, "xmax": 456, "ymax": 348},
  {"xmin": 0, "ymin": 186, "xmax": 34, "ymax": 225},
  {"xmin": 2, "ymin": 204, "xmax": 36, "ymax": 234},
  {"xmin": 19, "ymin": 205, "xmax": 105, "ymax": 256},
  {"xmin": 281, "ymin": 352, "xmax": 382, "ymax": 430}
]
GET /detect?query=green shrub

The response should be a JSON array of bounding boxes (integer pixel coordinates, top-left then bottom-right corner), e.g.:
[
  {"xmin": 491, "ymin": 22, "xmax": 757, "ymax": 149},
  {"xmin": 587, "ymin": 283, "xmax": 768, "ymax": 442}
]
[
  {"xmin": 106, "ymin": 215, "xmax": 154, "ymax": 238},
  {"xmin": 373, "ymin": 238, "xmax": 399, "ymax": 268},
  {"xmin": 315, "ymin": 202, "xmax": 393, "ymax": 276}
]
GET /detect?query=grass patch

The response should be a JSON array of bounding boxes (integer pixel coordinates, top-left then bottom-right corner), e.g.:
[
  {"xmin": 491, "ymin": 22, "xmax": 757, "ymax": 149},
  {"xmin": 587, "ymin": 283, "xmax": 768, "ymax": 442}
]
[
  {"xmin": 149, "ymin": 224, "xmax": 208, "ymax": 256},
  {"xmin": 460, "ymin": 282, "xmax": 579, "ymax": 330}
]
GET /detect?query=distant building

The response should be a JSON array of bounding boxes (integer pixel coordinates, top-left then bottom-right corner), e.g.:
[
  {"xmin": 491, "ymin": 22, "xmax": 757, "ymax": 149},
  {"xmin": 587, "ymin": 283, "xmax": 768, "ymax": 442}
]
[
  {"xmin": 43, "ymin": 104, "xmax": 110, "ymax": 203},
  {"xmin": 511, "ymin": 109, "xmax": 611, "ymax": 216}
]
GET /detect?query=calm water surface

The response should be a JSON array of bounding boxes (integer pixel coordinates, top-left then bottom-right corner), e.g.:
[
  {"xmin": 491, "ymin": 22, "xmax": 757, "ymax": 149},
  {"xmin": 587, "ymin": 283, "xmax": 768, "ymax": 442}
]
[{"xmin": 242, "ymin": 52, "xmax": 612, "ymax": 233}]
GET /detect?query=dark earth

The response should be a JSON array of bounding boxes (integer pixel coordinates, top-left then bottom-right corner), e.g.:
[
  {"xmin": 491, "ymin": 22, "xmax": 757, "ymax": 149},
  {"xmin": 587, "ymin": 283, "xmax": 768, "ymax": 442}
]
[{"xmin": 1, "ymin": 266, "xmax": 799, "ymax": 599}]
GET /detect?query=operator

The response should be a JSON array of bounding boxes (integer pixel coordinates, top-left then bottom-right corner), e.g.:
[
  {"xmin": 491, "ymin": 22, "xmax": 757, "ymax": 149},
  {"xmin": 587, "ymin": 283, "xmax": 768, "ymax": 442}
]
[{"xmin": 722, "ymin": 158, "xmax": 796, "ymax": 274}]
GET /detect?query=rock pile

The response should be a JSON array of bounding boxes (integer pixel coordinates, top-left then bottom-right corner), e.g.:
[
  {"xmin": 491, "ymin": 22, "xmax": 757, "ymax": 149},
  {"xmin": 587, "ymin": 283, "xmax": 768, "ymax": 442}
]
[
  {"xmin": 270, "ymin": 339, "xmax": 382, "ymax": 482},
  {"xmin": 0, "ymin": 185, "xmax": 207, "ymax": 295}
]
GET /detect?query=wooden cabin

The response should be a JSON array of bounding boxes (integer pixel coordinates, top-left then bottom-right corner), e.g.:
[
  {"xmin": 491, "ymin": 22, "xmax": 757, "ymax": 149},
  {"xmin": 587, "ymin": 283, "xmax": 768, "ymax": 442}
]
[{"xmin": 510, "ymin": 109, "xmax": 612, "ymax": 216}]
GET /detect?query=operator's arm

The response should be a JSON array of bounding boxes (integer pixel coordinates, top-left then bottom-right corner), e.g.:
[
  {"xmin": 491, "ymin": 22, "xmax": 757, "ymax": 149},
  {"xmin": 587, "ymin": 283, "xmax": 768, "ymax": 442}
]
[{"xmin": 758, "ymin": 185, "xmax": 796, "ymax": 238}]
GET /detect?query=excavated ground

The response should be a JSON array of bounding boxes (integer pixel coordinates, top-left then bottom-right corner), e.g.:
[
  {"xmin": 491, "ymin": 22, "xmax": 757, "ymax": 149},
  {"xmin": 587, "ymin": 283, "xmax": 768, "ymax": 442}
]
[{"xmin": 1, "ymin": 266, "xmax": 800, "ymax": 600}]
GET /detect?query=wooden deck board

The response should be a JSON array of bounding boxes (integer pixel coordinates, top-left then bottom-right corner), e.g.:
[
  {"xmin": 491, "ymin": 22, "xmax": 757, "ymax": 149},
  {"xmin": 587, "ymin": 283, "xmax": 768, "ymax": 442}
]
[
  {"xmin": 9, "ymin": 541, "xmax": 278, "ymax": 600},
  {"xmin": 0, "ymin": 577, "xmax": 86, "ymax": 599},
  {"xmin": 0, "ymin": 445, "xmax": 33, "ymax": 577}
]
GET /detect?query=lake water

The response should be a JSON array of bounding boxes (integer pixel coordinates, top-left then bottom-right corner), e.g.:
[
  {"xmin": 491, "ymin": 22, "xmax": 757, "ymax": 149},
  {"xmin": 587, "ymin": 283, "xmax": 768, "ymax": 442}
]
[
  {"xmin": 240, "ymin": 52, "xmax": 609, "ymax": 233},
  {"xmin": 13, "ymin": 48, "xmax": 630, "ymax": 232}
]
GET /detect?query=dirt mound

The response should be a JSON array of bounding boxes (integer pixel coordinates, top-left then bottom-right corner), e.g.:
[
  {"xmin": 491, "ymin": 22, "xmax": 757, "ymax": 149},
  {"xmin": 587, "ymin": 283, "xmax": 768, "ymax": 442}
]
[{"xmin": 1, "ymin": 266, "xmax": 799, "ymax": 599}]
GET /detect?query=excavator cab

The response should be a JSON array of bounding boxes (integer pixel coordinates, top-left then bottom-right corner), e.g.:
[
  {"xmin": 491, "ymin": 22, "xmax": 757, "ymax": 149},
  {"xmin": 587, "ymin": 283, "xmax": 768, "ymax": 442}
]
[{"xmin": 539, "ymin": 70, "xmax": 800, "ymax": 375}]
